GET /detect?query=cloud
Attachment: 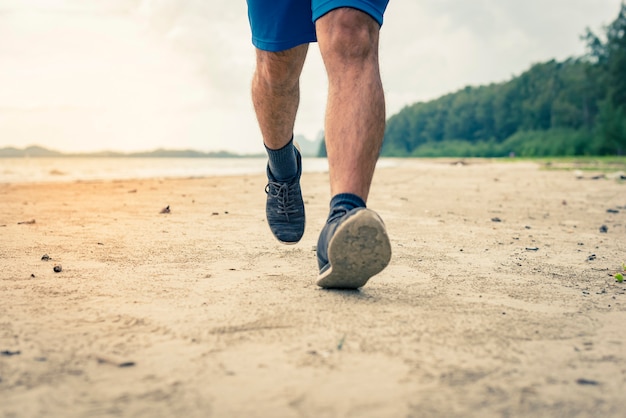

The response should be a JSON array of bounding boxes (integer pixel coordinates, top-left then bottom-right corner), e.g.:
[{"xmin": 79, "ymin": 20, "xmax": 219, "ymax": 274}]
[
  {"xmin": 0, "ymin": 0, "xmax": 262, "ymax": 153},
  {"xmin": 0, "ymin": 0, "xmax": 622, "ymax": 153},
  {"xmin": 380, "ymin": 0, "xmax": 622, "ymax": 109}
]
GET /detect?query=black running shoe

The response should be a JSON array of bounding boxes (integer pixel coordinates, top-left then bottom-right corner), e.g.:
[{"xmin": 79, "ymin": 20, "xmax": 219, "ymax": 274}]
[
  {"xmin": 265, "ymin": 148, "xmax": 305, "ymax": 244},
  {"xmin": 316, "ymin": 207, "xmax": 391, "ymax": 289}
]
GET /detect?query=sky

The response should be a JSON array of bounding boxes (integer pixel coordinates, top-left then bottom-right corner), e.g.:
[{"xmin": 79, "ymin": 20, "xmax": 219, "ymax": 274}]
[{"xmin": 0, "ymin": 0, "xmax": 623, "ymax": 154}]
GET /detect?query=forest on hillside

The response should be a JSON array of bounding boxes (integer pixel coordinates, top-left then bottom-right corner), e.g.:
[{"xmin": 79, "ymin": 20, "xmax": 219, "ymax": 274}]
[{"xmin": 379, "ymin": 3, "xmax": 626, "ymax": 158}]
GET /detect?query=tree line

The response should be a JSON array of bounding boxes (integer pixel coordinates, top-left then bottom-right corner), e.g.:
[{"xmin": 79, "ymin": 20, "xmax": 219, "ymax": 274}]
[{"xmin": 379, "ymin": 3, "xmax": 626, "ymax": 158}]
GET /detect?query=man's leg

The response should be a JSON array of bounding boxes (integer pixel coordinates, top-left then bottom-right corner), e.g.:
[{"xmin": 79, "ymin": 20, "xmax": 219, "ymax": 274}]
[
  {"xmin": 316, "ymin": 8, "xmax": 385, "ymax": 201},
  {"xmin": 252, "ymin": 44, "xmax": 309, "ymax": 151},
  {"xmin": 252, "ymin": 45, "xmax": 309, "ymax": 244},
  {"xmin": 314, "ymin": 8, "xmax": 391, "ymax": 289}
]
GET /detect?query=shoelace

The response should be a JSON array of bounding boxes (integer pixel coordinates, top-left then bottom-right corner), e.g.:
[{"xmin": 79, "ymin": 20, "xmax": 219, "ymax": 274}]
[{"xmin": 265, "ymin": 181, "xmax": 300, "ymax": 220}]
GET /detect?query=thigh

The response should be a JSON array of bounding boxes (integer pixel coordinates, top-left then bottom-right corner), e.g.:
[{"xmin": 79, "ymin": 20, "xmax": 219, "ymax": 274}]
[
  {"xmin": 246, "ymin": 0, "xmax": 317, "ymax": 52},
  {"xmin": 311, "ymin": 0, "xmax": 389, "ymax": 26}
]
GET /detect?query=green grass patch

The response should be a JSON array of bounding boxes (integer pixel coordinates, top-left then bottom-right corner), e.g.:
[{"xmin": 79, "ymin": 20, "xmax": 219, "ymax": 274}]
[{"xmin": 538, "ymin": 156, "xmax": 626, "ymax": 172}]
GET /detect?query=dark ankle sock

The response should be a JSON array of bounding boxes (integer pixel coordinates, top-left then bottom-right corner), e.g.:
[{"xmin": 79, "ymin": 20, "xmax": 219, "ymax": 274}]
[
  {"xmin": 329, "ymin": 193, "xmax": 366, "ymax": 218},
  {"xmin": 265, "ymin": 137, "xmax": 297, "ymax": 181}
]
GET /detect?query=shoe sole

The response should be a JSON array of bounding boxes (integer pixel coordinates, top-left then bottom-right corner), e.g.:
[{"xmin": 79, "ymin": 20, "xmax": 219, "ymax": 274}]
[
  {"xmin": 316, "ymin": 209, "xmax": 391, "ymax": 289},
  {"xmin": 277, "ymin": 238, "xmax": 300, "ymax": 245}
]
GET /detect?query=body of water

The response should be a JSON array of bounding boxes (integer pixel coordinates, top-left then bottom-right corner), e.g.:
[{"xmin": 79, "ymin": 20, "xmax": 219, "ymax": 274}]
[
  {"xmin": 0, "ymin": 157, "xmax": 319, "ymax": 183},
  {"xmin": 0, "ymin": 157, "xmax": 402, "ymax": 184},
  {"xmin": 0, "ymin": 157, "xmax": 339, "ymax": 184}
]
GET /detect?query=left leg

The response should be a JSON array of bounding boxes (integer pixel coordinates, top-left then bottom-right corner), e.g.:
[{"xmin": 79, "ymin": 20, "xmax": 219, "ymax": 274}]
[
  {"xmin": 313, "ymin": 5, "xmax": 391, "ymax": 289},
  {"xmin": 316, "ymin": 7, "xmax": 386, "ymax": 201}
]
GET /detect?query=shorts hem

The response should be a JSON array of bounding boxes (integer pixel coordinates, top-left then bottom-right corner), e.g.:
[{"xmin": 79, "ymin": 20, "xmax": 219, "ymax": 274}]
[
  {"xmin": 252, "ymin": 33, "xmax": 317, "ymax": 52},
  {"xmin": 312, "ymin": 1, "xmax": 386, "ymax": 26}
]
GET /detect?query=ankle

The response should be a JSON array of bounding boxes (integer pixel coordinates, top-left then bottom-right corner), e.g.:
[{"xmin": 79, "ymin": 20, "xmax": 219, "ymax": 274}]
[
  {"xmin": 328, "ymin": 193, "xmax": 366, "ymax": 219},
  {"xmin": 266, "ymin": 137, "xmax": 298, "ymax": 181}
]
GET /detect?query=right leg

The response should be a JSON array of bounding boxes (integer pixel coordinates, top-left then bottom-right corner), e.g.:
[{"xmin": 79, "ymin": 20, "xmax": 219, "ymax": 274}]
[
  {"xmin": 247, "ymin": 0, "xmax": 315, "ymax": 150},
  {"xmin": 251, "ymin": 45, "xmax": 309, "ymax": 244},
  {"xmin": 251, "ymin": 45, "xmax": 309, "ymax": 151},
  {"xmin": 247, "ymin": 0, "xmax": 313, "ymax": 245}
]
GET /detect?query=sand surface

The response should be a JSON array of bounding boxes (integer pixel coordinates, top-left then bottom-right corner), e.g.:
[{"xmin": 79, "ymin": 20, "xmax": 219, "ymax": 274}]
[{"xmin": 1, "ymin": 159, "xmax": 625, "ymax": 417}]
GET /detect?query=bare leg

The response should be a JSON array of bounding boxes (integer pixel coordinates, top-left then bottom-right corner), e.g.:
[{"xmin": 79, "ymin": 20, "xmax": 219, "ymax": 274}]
[
  {"xmin": 253, "ymin": 45, "xmax": 309, "ymax": 244},
  {"xmin": 251, "ymin": 44, "xmax": 309, "ymax": 149},
  {"xmin": 316, "ymin": 8, "xmax": 386, "ymax": 202}
]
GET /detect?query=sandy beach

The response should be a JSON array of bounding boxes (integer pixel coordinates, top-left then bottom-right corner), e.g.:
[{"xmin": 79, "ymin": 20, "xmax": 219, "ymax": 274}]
[{"xmin": 1, "ymin": 159, "xmax": 625, "ymax": 417}]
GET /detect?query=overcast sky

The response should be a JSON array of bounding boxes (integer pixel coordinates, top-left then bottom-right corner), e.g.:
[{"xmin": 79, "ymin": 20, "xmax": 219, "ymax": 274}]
[{"xmin": 0, "ymin": 0, "xmax": 622, "ymax": 154}]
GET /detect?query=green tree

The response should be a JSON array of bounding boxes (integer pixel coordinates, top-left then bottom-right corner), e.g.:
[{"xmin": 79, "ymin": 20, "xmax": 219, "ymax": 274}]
[
  {"xmin": 584, "ymin": 2, "xmax": 626, "ymax": 154},
  {"xmin": 381, "ymin": 3, "xmax": 626, "ymax": 157}
]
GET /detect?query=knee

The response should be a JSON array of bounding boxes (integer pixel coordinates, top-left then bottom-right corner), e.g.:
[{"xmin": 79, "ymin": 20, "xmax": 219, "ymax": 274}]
[
  {"xmin": 317, "ymin": 9, "xmax": 379, "ymax": 63},
  {"xmin": 254, "ymin": 50, "xmax": 303, "ymax": 92}
]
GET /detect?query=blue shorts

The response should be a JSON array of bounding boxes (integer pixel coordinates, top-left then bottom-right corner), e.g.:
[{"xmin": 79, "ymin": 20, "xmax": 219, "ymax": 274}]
[{"xmin": 246, "ymin": 0, "xmax": 389, "ymax": 52}]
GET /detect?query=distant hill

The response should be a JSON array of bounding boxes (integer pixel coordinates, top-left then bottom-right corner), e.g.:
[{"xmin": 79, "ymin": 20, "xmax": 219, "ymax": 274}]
[
  {"xmin": 294, "ymin": 133, "xmax": 323, "ymax": 157},
  {"xmin": 0, "ymin": 137, "xmax": 325, "ymax": 158},
  {"xmin": 382, "ymin": 3, "xmax": 626, "ymax": 157},
  {"xmin": 0, "ymin": 145, "xmax": 64, "ymax": 157},
  {"xmin": 0, "ymin": 146, "xmax": 263, "ymax": 158}
]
